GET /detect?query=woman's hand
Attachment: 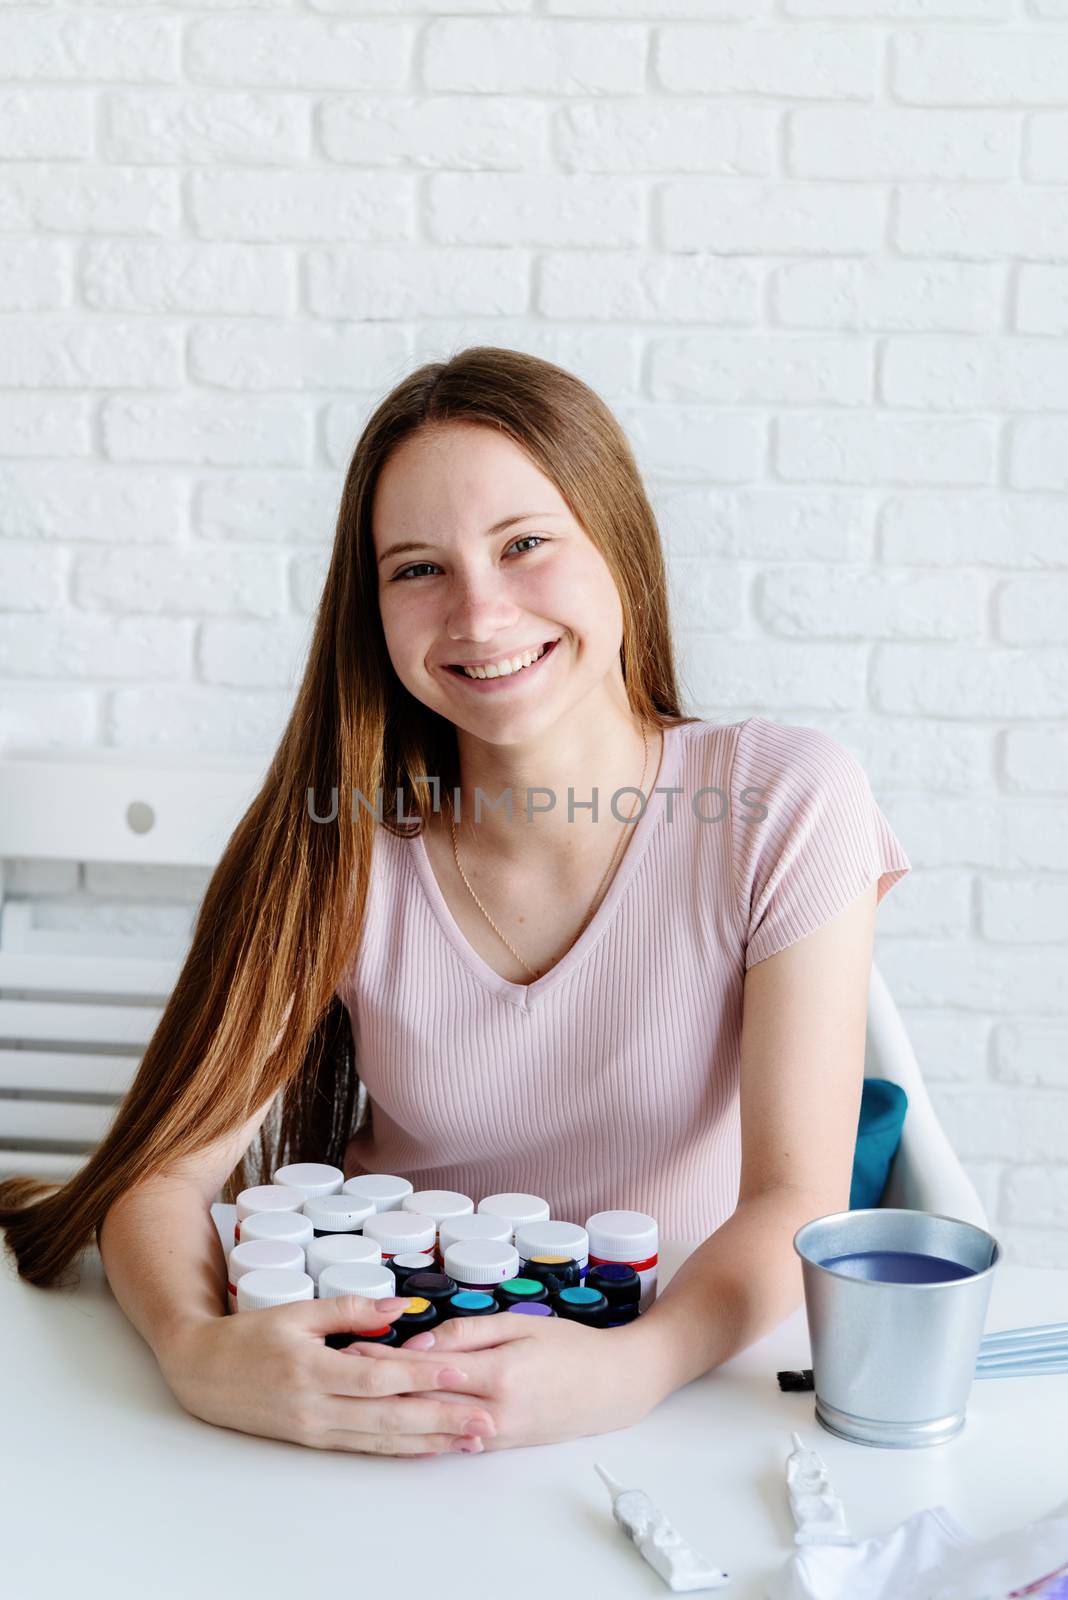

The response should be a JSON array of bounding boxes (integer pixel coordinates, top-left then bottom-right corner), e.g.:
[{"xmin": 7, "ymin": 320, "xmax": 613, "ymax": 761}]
[
  {"xmin": 351, "ymin": 1311, "xmax": 661, "ymax": 1450},
  {"xmin": 158, "ymin": 1294, "xmax": 497, "ymax": 1457}
]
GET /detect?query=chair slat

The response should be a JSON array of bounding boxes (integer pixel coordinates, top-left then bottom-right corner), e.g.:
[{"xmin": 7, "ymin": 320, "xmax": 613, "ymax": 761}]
[
  {"xmin": 0, "ymin": 1100, "xmax": 115, "ymax": 1142},
  {"xmin": 0, "ymin": 1049, "xmax": 137, "ymax": 1096},
  {"xmin": 0, "ymin": 1147, "xmax": 87, "ymax": 1183},
  {"xmin": 0, "ymin": 952, "xmax": 178, "ymax": 997},
  {"xmin": 0, "ymin": 1000, "xmax": 161, "ymax": 1048}
]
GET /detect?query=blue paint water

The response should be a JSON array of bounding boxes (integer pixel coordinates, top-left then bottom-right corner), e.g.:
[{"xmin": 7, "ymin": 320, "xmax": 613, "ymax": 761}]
[{"xmin": 820, "ymin": 1249, "xmax": 977, "ymax": 1284}]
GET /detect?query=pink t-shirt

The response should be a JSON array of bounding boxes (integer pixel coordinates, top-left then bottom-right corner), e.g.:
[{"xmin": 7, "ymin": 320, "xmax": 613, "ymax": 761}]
[{"xmin": 337, "ymin": 715, "xmax": 911, "ymax": 1240}]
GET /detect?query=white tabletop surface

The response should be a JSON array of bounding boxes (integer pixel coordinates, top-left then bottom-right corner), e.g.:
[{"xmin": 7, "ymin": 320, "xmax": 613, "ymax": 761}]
[{"xmin": 2, "ymin": 1203, "xmax": 1067, "ymax": 1600}]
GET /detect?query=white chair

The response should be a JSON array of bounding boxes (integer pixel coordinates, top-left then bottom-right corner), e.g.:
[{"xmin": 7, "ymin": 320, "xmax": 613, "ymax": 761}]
[
  {"xmin": 1, "ymin": 752, "xmax": 989, "ymax": 1231},
  {"xmin": 0, "ymin": 751, "xmax": 266, "ymax": 1181},
  {"xmin": 865, "ymin": 961, "xmax": 989, "ymax": 1230}
]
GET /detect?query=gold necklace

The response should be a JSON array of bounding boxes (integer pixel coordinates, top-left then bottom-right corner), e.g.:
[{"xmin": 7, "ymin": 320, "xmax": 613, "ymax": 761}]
[{"xmin": 448, "ymin": 722, "xmax": 651, "ymax": 981}]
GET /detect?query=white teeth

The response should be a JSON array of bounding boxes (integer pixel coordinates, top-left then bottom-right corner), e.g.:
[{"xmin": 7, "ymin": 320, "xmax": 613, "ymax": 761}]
[{"xmin": 461, "ymin": 642, "xmax": 548, "ymax": 680}]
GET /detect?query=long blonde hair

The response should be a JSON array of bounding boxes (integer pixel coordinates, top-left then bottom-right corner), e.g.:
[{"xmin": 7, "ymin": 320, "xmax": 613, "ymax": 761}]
[{"xmin": 0, "ymin": 345, "xmax": 698, "ymax": 1288}]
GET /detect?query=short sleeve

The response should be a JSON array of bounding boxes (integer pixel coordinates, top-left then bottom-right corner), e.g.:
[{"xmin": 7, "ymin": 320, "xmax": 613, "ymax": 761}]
[{"xmin": 731, "ymin": 717, "xmax": 911, "ymax": 972}]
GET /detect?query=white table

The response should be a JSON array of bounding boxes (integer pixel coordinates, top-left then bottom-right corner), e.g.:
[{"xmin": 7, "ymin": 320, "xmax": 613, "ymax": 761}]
[{"xmin": 2, "ymin": 1204, "xmax": 1067, "ymax": 1600}]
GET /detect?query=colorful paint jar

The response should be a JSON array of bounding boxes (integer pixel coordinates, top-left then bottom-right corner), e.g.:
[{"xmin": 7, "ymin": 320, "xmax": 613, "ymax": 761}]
[
  {"xmin": 329, "ymin": 1325, "xmax": 399, "ymax": 1349},
  {"xmin": 305, "ymin": 1231, "xmax": 382, "ymax": 1291},
  {"xmin": 402, "ymin": 1191, "xmax": 474, "ymax": 1263},
  {"xmin": 302, "ymin": 1193, "xmax": 376, "ymax": 1239},
  {"xmin": 475, "ymin": 1192, "xmax": 550, "ymax": 1244},
  {"xmin": 439, "ymin": 1213, "xmax": 515, "ymax": 1253},
  {"xmin": 272, "ymin": 1162, "xmax": 344, "ymax": 1201},
  {"xmin": 585, "ymin": 1210, "xmax": 658, "ymax": 1311},
  {"xmin": 443, "ymin": 1238, "xmax": 520, "ymax": 1292},
  {"xmin": 495, "ymin": 1277, "xmax": 550, "ymax": 1309},
  {"xmin": 507, "ymin": 1301, "xmax": 555, "ymax": 1318},
  {"xmin": 390, "ymin": 1252, "xmax": 437, "ymax": 1292},
  {"xmin": 554, "ymin": 1285, "xmax": 610, "ymax": 1327},
  {"xmin": 362, "ymin": 1210, "xmax": 437, "ymax": 1265},
  {"xmin": 227, "ymin": 1238, "xmax": 305, "ymax": 1314},
  {"xmin": 586, "ymin": 1262, "xmax": 641, "ymax": 1315},
  {"xmin": 515, "ymin": 1220, "xmax": 589, "ymax": 1279},
  {"xmin": 234, "ymin": 1184, "xmax": 305, "ymax": 1246},
  {"xmin": 401, "ymin": 1271, "xmax": 458, "ymax": 1315},
  {"xmin": 239, "ymin": 1209, "xmax": 314, "ymax": 1252},
  {"xmin": 392, "ymin": 1296, "xmax": 439, "ymax": 1341},
  {"xmin": 235, "ymin": 1267, "xmax": 314, "ymax": 1311},
  {"xmin": 522, "ymin": 1255, "xmax": 581, "ymax": 1293},
  {"xmin": 341, "ymin": 1173, "xmax": 414, "ymax": 1213},
  {"xmin": 317, "ymin": 1259, "xmax": 396, "ymax": 1307},
  {"xmin": 448, "ymin": 1291, "xmax": 499, "ymax": 1319}
]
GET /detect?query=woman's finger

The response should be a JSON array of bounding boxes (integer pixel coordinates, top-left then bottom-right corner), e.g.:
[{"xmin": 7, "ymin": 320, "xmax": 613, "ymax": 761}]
[
  {"xmin": 310, "ymin": 1347, "xmax": 474, "ymax": 1399},
  {"xmin": 317, "ymin": 1429, "xmax": 486, "ymax": 1457},
  {"xmin": 414, "ymin": 1311, "xmax": 535, "ymax": 1356},
  {"xmin": 324, "ymin": 1394, "xmax": 497, "ymax": 1441}
]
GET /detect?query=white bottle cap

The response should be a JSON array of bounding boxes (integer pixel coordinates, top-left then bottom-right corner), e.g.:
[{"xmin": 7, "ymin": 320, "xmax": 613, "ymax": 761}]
[
  {"xmin": 341, "ymin": 1173, "xmax": 414, "ymax": 1212},
  {"xmin": 443, "ymin": 1238, "xmax": 520, "ymax": 1287},
  {"xmin": 439, "ymin": 1212, "xmax": 515, "ymax": 1252},
  {"xmin": 585, "ymin": 1209, "xmax": 658, "ymax": 1259},
  {"xmin": 236, "ymin": 1268, "xmax": 314, "ymax": 1310},
  {"xmin": 515, "ymin": 1219, "xmax": 589, "ymax": 1267},
  {"xmin": 239, "ymin": 1211, "xmax": 315, "ymax": 1250},
  {"xmin": 318, "ymin": 1261, "xmax": 397, "ymax": 1301},
  {"xmin": 306, "ymin": 1232, "xmax": 382, "ymax": 1288},
  {"xmin": 272, "ymin": 1162, "xmax": 344, "ymax": 1200},
  {"xmin": 363, "ymin": 1211, "xmax": 437, "ymax": 1255},
  {"xmin": 391, "ymin": 1252, "xmax": 435, "ymax": 1274},
  {"xmin": 228, "ymin": 1239, "xmax": 305, "ymax": 1298},
  {"xmin": 477, "ymin": 1192, "xmax": 550, "ymax": 1235},
  {"xmin": 235, "ymin": 1185, "xmax": 305, "ymax": 1241},
  {"xmin": 402, "ymin": 1190, "xmax": 473, "ymax": 1224},
  {"xmin": 302, "ymin": 1194, "xmax": 376, "ymax": 1234}
]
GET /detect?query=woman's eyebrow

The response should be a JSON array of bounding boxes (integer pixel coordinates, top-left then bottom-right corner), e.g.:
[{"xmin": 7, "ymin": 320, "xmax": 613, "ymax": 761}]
[{"xmin": 377, "ymin": 511, "xmax": 563, "ymax": 566}]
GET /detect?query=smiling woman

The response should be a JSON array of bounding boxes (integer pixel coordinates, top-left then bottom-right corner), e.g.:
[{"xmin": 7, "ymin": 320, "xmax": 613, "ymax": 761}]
[{"xmin": 0, "ymin": 346, "xmax": 910, "ymax": 1463}]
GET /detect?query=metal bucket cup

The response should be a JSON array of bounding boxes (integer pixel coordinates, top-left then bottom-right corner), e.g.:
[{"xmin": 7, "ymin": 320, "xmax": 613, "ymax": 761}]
[{"xmin": 793, "ymin": 1208, "xmax": 1001, "ymax": 1449}]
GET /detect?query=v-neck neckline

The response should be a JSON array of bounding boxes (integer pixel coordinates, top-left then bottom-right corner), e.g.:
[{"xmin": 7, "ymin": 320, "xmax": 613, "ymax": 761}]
[{"xmin": 407, "ymin": 723, "xmax": 683, "ymax": 1011}]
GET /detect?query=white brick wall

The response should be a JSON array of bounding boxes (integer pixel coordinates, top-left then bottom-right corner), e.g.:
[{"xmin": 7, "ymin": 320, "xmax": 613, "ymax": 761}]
[{"xmin": 0, "ymin": 1, "xmax": 1065, "ymax": 1266}]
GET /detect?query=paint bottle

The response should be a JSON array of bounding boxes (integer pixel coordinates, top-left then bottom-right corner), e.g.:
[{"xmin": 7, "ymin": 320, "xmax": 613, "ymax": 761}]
[
  {"xmin": 495, "ymin": 1277, "xmax": 550, "ymax": 1309},
  {"xmin": 402, "ymin": 1190, "xmax": 474, "ymax": 1263},
  {"xmin": 392, "ymin": 1296, "xmax": 439, "ymax": 1342},
  {"xmin": 400, "ymin": 1271, "xmax": 458, "ymax": 1317},
  {"xmin": 234, "ymin": 1184, "xmax": 305, "ymax": 1246},
  {"xmin": 306, "ymin": 1232, "xmax": 382, "ymax": 1293},
  {"xmin": 302, "ymin": 1193, "xmax": 375, "ymax": 1238},
  {"xmin": 318, "ymin": 1260, "xmax": 398, "ymax": 1344},
  {"xmin": 236, "ymin": 1267, "xmax": 314, "ymax": 1311},
  {"xmin": 515, "ymin": 1220, "xmax": 589, "ymax": 1280},
  {"xmin": 475, "ymin": 1192, "xmax": 550, "ymax": 1244},
  {"xmin": 439, "ymin": 1213, "xmax": 514, "ymax": 1253},
  {"xmin": 238, "ymin": 1209, "xmax": 315, "ymax": 1252},
  {"xmin": 585, "ymin": 1210, "xmax": 658, "ymax": 1311},
  {"xmin": 363, "ymin": 1210, "xmax": 437, "ymax": 1266},
  {"xmin": 317, "ymin": 1260, "xmax": 402, "ymax": 1351},
  {"xmin": 227, "ymin": 1238, "xmax": 305, "ymax": 1314},
  {"xmin": 443, "ymin": 1239, "xmax": 520, "ymax": 1293},
  {"xmin": 586, "ymin": 1263, "xmax": 641, "ymax": 1320},
  {"xmin": 272, "ymin": 1162, "xmax": 344, "ymax": 1201},
  {"xmin": 390, "ymin": 1252, "xmax": 437, "ymax": 1292},
  {"xmin": 342, "ymin": 1173, "xmax": 414, "ymax": 1213},
  {"xmin": 554, "ymin": 1285, "xmax": 610, "ymax": 1327},
  {"xmin": 448, "ymin": 1291, "xmax": 499, "ymax": 1319},
  {"xmin": 508, "ymin": 1301, "xmax": 555, "ymax": 1319},
  {"xmin": 522, "ymin": 1254, "xmax": 581, "ymax": 1293}
]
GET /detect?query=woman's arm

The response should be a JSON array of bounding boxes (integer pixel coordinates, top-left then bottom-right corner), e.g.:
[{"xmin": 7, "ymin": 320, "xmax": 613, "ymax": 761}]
[{"xmin": 627, "ymin": 880, "xmax": 879, "ymax": 1400}]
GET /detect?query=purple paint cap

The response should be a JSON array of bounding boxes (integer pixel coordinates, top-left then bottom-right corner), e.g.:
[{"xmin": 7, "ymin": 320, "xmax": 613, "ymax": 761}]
[{"xmin": 508, "ymin": 1301, "xmax": 554, "ymax": 1317}]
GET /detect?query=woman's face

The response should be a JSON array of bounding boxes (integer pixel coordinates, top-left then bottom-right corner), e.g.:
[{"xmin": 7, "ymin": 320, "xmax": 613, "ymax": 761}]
[{"xmin": 372, "ymin": 422, "xmax": 627, "ymax": 745}]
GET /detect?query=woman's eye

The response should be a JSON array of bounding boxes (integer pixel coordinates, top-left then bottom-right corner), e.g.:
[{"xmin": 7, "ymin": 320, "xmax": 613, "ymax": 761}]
[{"xmin": 390, "ymin": 535, "xmax": 546, "ymax": 582}]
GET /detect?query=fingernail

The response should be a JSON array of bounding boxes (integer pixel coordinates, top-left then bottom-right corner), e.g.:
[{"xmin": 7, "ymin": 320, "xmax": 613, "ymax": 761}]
[
  {"xmin": 450, "ymin": 1437, "xmax": 483, "ymax": 1454},
  {"xmin": 463, "ymin": 1415, "xmax": 495, "ymax": 1438},
  {"xmin": 436, "ymin": 1366, "xmax": 469, "ymax": 1386},
  {"xmin": 374, "ymin": 1297, "xmax": 410, "ymax": 1312},
  {"xmin": 405, "ymin": 1332, "xmax": 436, "ymax": 1350}
]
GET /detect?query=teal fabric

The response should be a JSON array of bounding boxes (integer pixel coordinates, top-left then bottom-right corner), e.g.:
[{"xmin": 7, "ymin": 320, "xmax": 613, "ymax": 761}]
[{"xmin": 850, "ymin": 1078, "xmax": 909, "ymax": 1209}]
